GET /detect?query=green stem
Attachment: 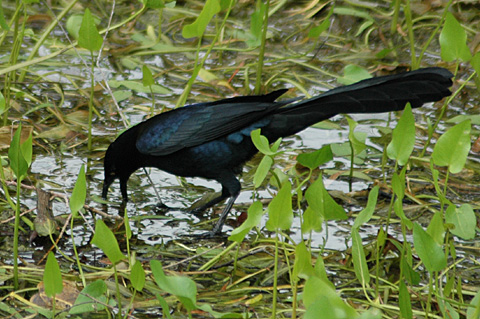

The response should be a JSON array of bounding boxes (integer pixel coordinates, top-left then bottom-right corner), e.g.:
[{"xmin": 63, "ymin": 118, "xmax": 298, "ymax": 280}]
[
  {"xmin": 87, "ymin": 51, "xmax": 95, "ymax": 151},
  {"xmin": 271, "ymin": 231, "xmax": 279, "ymax": 319},
  {"xmin": 13, "ymin": 178, "xmax": 21, "ymax": 290},
  {"xmin": 255, "ymin": 0, "xmax": 270, "ymax": 94}
]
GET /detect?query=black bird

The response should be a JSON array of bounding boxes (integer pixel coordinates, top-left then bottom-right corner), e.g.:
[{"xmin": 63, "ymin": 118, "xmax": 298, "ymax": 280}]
[{"xmin": 102, "ymin": 67, "xmax": 453, "ymax": 235}]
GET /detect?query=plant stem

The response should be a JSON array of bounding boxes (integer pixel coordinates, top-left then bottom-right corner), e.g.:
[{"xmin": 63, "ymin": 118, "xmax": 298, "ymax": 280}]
[{"xmin": 255, "ymin": 0, "xmax": 270, "ymax": 94}]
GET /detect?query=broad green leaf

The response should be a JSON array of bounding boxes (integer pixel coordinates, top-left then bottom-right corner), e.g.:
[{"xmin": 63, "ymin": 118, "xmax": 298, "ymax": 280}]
[
  {"xmin": 144, "ymin": 0, "xmax": 165, "ymax": 9},
  {"xmin": 156, "ymin": 295, "xmax": 172, "ymax": 319},
  {"xmin": 0, "ymin": 0, "xmax": 9, "ymax": 31},
  {"xmin": 399, "ymin": 281, "xmax": 413, "ymax": 319},
  {"xmin": 393, "ymin": 198, "xmax": 413, "ymax": 229},
  {"xmin": 91, "ymin": 219, "xmax": 125, "ymax": 265},
  {"xmin": 297, "ymin": 145, "xmax": 333, "ymax": 170},
  {"xmin": 142, "ymin": 65, "xmax": 154, "ymax": 87},
  {"xmin": 351, "ymin": 228, "xmax": 370, "ymax": 285},
  {"xmin": 447, "ymin": 114, "xmax": 480, "ymax": 125},
  {"xmin": 445, "ymin": 204, "xmax": 476, "ymax": 240},
  {"xmin": 43, "ymin": 252, "xmax": 63, "ymax": 297},
  {"xmin": 108, "ymin": 79, "xmax": 172, "ymax": 94},
  {"xmin": 432, "ymin": 120, "xmax": 471, "ymax": 174},
  {"xmin": 131, "ymin": 260, "xmax": 146, "ymax": 291},
  {"xmin": 440, "ymin": 12, "xmax": 472, "ymax": 62},
  {"xmin": 386, "ymin": 103, "xmax": 415, "ymax": 165},
  {"xmin": 402, "ymin": 257, "xmax": 420, "ymax": 286},
  {"xmin": 413, "ymin": 223, "xmax": 447, "ymax": 273},
  {"xmin": 228, "ymin": 201, "xmax": 264, "ymax": 242},
  {"xmin": 0, "ymin": 91, "xmax": 5, "ymax": 114},
  {"xmin": 467, "ymin": 288, "xmax": 480, "ymax": 319},
  {"xmin": 197, "ymin": 303, "xmax": 244, "ymax": 318},
  {"xmin": 308, "ymin": 6, "xmax": 333, "ymax": 38},
  {"xmin": 70, "ymin": 164, "xmax": 86, "ymax": 215},
  {"xmin": 303, "ymin": 276, "xmax": 358, "ymax": 318},
  {"xmin": 305, "ymin": 178, "xmax": 347, "ymax": 221},
  {"xmin": 8, "ymin": 124, "xmax": 28, "ymax": 180},
  {"xmin": 150, "ymin": 260, "xmax": 197, "ymax": 311},
  {"xmin": 20, "ymin": 132, "xmax": 32, "ymax": 167},
  {"xmin": 251, "ymin": 129, "xmax": 279, "ymax": 155},
  {"xmin": 426, "ymin": 211, "xmax": 445, "ymax": 244},
  {"xmin": 302, "ymin": 206, "xmax": 324, "ymax": 233},
  {"xmin": 337, "ymin": 65, "xmax": 372, "ymax": 85},
  {"xmin": 266, "ymin": 182, "xmax": 293, "ymax": 231},
  {"xmin": 391, "ymin": 169, "xmax": 406, "ymax": 200},
  {"xmin": 78, "ymin": 8, "xmax": 103, "ymax": 52},
  {"xmin": 70, "ymin": 280, "xmax": 108, "ymax": 314},
  {"xmin": 247, "ymin": 2, "xmax": 266, "ymax": 47},
  {"xmin": 346, "ymin": 117, "xmax": 367, "ymax": 154},
  {"xmin": 254, "ymin": 155, "xmax": 273, "ymax": 188},
  {"xmin": 438, "ymin": 300, "xmax": 460, "ymax": 319},
  {"xmin": 352, "ymin": 186, "xmax": 379, "ymax": 229},
  {"xmin": 293, "ymin": 242, "xmax": 315, "ymax": 281},
  {"xmin": 471, "ymin": 51, "xmax": 480, "ymax": 75},
  {"xmin": 182, "ymin": 0, "xmax": 221, "ymax": 38}
]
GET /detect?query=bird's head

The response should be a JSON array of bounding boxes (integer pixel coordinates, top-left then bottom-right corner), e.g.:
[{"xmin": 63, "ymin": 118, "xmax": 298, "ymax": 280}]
[
  {"xmin": 102, "ymin": 141, "xmax": 120, "ymax": 200},
  {"xmin": 102, "ymin": 127, "xmax": 141, "ymax": 201}
]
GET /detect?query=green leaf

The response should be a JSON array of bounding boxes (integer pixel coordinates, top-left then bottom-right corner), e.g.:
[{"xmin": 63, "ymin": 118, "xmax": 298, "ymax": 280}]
[
  {"xmin": 0, "ymin": 91, "xmax": 6, "ymax": 115},
  {"xmin": 228, "ymin": 201, "xmax": 264, "ymax": 243},
  {"xmin": 301, "ymin": 206, "xmax": 324, "ymax": 233},
  {"xmin": 399, "ymin": 281, "xmax": 413, "ymax": 319},
  {"xmin": 78, "ymin": 8, "xmax": 103, "ymax": 51},
  {"xmin": 253, "ymin": 155, "xmax": 273, "ymax": 188},
  {"xmin": 144, "ymin": 0, "xmax": 165, "ymax": 9},
  {"xmin": 131, "ymin": 260, "xmax": 146, "ymax": 291},
  {"xmin": 413, "ymin": 223, "xmax": 447, "ymax": 273},
  {"xmin": 308, "ymin": 6, "xmax": 333, "ymax": 38},
  {"xmin": 432, "ymin": 120, "xmax": 471, "ymax": 174},
  {"xmin": 297, "ymin": 145, "xmax": 333, "ymax": 170},
  {"xmin": 467, "ymin": 288, "xmax": 480, "ymax": 319},
  {"xmin": 150, "ymin": 260, "xmax": 197, "ymax": 311},
  {"xmin": 351, "ymin": 228, "xmax": 370, "ymax": 285},
  {"xmin": 440, "ymin": 12, "xmax": 472, "ymax": 62},
  {"xmin": 426, "ymin": 211, "xmax": 445, "ymax": 244},
  {"xmin": 352, "ymin": 186, "xmax": 379, "ymax": 229},
  {"xmin": 182, "ymin": 0, "xmax": 221, "ymax": 38},
  {"xmin": 391, "ymin": 169, "xmax": 406, "ymax": 200},
  {"xmin": 142, "ymin": 65, "xmax": 154, "ymax": 87},
  {"xmin": 303, "ymin": 276, "xmax": 358, "ymax": 318},
  {"xmin": 70, "ymin": 164, "xmax": 86, "ymax": 216},
  {"xmin": 293, "ymin": 242, "xmax": 315, "ymax": 281},
  {"xmin": 91, "ymin": 219, "xmax": 125, "ymax": 265},
  {"xmin": 386, "ymin": 103, "xmax": 415, "ymax": 165},
  {"xmin": 20, "ymin": 133, "xmax": 32, "ymax": 167},
  {"xmin": 108, "ymin": 79, "xmax": 172, "ymax": 94},
  {"xmin": 156, "ymin": 295, "xmax": 172, "ymax": 319},
  {"xmin": 247, "ymin": 1, "xmax": 266, "ymax": 47},
  {"xmin": 251, "ymin": 128, "xmax": 279, "ymax": 155},
  {"xmin": 347, "ymin": 117, "xmax": 367, "ymax": 154},
  {"xmin": 43, "ymin": 252, "xmax": 63, "ymax": 297},
  {"xmin": 337, "ymin": 65, "xmax": 372, "ymax": 85},
  {"xmin": 70, "ymin": 280, "xmax": 108, "ymax": 314},
  {"xmin": 393, "ymin": 198, "xmax": 413, "ymax": 230},
  {"xmin": 266, "ymin": 182, "xmax": 293, "ymax": 231},
  {"xmin": 8, "ymin": 124, "xmax": 28, "ymax": 180},
  {"xmin": 0, "ymin": 0, "xmax": 10, "ymax": 31},
  {"xmin": 445, "ymin": 204, "xmax": 476, "ymax": 240},
  {"xmin": 305, "ymin": 178, "xmax": 347, "ymax": 221}
]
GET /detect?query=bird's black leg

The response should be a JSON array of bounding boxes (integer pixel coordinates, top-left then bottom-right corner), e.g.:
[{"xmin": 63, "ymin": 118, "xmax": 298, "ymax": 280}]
[
  {"xmin": 210, "ymin": 194, "xmax": 239, "ymax": 235},
  {"xmin": 190, "ymin": 193, "xmax": 228, "ymax": 214}
]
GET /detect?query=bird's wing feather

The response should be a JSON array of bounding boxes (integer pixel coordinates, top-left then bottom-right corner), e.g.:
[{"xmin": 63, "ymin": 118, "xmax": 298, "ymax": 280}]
[{"xmin": 136, "ymin": 89, "xmax": 289, "ymax": 156}]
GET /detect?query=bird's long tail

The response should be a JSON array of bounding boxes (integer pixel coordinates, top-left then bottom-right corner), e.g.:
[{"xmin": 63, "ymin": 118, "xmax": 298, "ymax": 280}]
[{"xmin": 267, "ymin": 67, "xmax": 454, "ymax": 138}]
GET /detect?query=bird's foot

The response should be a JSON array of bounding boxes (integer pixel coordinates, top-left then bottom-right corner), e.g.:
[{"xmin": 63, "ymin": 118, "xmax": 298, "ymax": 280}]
[{"xmin": 154, "ymin": 202, "xmax": 173, "ymax": 213}]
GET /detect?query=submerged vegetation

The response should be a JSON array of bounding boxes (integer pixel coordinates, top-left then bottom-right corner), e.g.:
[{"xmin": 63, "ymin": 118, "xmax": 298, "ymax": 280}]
[{"xmin": 0, "ymin": 0, "xmax": 479, "ymax": 318}]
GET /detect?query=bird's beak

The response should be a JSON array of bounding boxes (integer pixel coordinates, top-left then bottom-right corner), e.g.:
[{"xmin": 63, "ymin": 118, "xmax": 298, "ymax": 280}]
[{"xmin": 102, "ymin": 175, "xmax": 116, "ymax": 199}]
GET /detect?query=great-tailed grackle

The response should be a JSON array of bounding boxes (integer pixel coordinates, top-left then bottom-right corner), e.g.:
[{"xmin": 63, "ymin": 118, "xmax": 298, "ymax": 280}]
[{"xmin": 102, "ymin": 67, "xmax": 453, "ymax": 235}]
